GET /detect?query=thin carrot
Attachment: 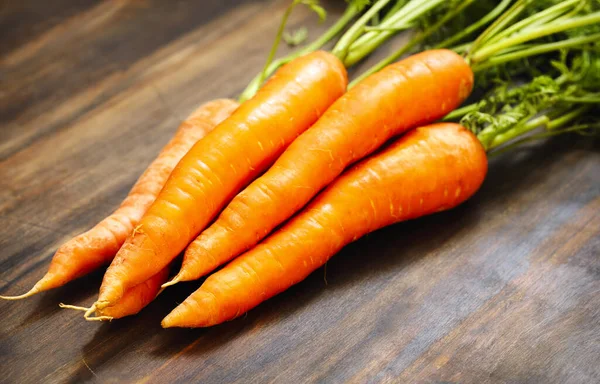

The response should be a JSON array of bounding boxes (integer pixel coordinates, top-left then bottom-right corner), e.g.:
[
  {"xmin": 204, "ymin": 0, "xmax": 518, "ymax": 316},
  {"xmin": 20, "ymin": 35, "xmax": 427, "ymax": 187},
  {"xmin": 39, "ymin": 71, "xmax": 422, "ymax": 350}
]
[
  {"xmin": 162, "ymin": 122, "xmax": 487, "ymax": 328},
  {"xmin": 94, "ymin": 266, "xmax": 170, "ymax": 320},
  {"xmin": 93, "ymin": 51, "xmax": 348, "ymax": 310},
  {"xmin": 59, "ymin": 266, "xmax": 169, "ymax": 321},
  {"xmin": 168, "ymin": 49, "xmax": 473, "ymax": 286},
  {"xmin": 0, "ymin": 99, "xmax": 239, "ymax": 300}
]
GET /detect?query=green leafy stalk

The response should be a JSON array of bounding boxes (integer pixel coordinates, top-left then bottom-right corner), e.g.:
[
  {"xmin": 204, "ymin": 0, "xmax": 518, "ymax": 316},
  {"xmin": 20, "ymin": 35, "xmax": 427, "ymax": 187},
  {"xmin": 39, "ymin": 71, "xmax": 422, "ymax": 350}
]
[
  {"xmin": 257, "ymin": 1, "xmax": 310, "ymax": 93},
  {"xmin": 435, "ymin": 0, "xmax": 513, "ymax": 49},
  {"xmin": 331, "ymin": 0, "xmax": 394, "ymax": 61},
  {"xmin": 489, "ymin": 121, "xmax": 600, "ymax": 156},
  {"xmin": 284, "ymin": 27, "xmax": 309, "ymax": 46},
  {"xmin": 482, "ymin": 0, "xmax": 579, "ymax": 47},
  {"xmin": 243, "ymin": 0, "xmax": 448, "ymax": 101},
  {"xmin": 356, "ymin": 0, "xmax": 599, "ymax": 92},
  {"xmin": 487, "ymin": 105, "xmax": 590, "ymax": 149},
  {"xmin": 470, "ymin": 12, "xmax": 600, "ymax": 64},
  {"xmin": 468, "ymin": 0, "xmax": 528, "ymax": 54},
  {"xmin": 471, "ymin": 33, "xmax": 600, "ymax": 72},
  {"xmin": 239, "ymin": 1, "xmax": 364, "ymax": 102},
  {"xmin": 456, "ymin": 48, "xmax": 600, "ymax": 152},
  {"xmin": 349, "ymin": 0, "xmax": 478, "ymax": 86},
  {"xmin": 341, "ymin": 0, "xmax": 448, "ymax": 66}
]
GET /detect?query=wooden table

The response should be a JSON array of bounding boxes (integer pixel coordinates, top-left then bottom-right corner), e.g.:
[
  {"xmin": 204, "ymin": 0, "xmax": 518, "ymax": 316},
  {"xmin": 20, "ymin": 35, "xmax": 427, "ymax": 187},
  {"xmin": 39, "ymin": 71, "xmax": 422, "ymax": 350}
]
[{"xmin": 1, "ymin": 1, "xmax": 599, "ymax": 383}]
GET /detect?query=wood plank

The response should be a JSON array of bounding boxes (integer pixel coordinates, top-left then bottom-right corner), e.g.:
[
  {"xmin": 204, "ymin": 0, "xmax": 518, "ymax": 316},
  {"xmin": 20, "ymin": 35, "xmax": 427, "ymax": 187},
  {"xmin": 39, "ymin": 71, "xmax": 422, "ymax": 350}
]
[
  {"xmin": 0, "ymin": 0, "xmax": 97, "ymax": 55},
  {"xmin": 0, "ymin": 0, "xmax": 265, "ymax": 158}
]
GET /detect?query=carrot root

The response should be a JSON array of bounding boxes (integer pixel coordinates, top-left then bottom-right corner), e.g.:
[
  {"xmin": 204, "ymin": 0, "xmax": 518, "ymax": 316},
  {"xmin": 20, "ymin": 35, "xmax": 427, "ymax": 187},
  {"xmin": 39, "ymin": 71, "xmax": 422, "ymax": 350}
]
[
  {"xmin": 84, "ymin": 305, "xmax": 96, "ymax": 318},
  {"xmin": 60, "ymin": 302, "xmax": 113, "ymax": 321},
  {"xmin": 160, "ymin": 277, "xmax": 181, "ymax": 289},
  {"xmin": 0, "ymin": 286, "xmax": 41, "ymax": 300},
  {"xmin": 58, "ymin": 303, "xmax": 90, "ymax": 312},
  {"xmin": 155, "ymin": 287, "xmax": 166, "ymax": 297},
  {"xmin": 0, "ymin": 273, "xmax": 58, "ymax": 300}
]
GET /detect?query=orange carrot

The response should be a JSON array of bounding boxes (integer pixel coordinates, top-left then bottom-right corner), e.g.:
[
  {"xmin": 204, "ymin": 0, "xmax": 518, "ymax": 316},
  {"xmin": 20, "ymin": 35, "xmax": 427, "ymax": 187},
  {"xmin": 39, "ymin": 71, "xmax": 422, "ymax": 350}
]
[
  {"xmin": 60, "ymin": 266, "xmax": 169, "ymax": 320},
  {"xmin": 0, "ymin": 99, "xmax": 238, "ymax": 300},
  {"xmin": 162, "ymin": 122, "xmax": 488, "ymax": 328},
  {"xmin": 93, "ymin": 51, "xmax": 348, "ymax": 310},
  {"xmin": 95, "ymin": 266, "xmax": 169, "ymax": 319},
  {"xmin": 170, "ymin": 49, "xmax": 473, "ymax": 286}
]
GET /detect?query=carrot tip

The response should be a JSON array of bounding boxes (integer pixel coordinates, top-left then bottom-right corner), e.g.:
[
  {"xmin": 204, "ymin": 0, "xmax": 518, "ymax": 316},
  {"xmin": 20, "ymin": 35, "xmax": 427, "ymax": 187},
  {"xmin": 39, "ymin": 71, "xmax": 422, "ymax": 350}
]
[
  {"xmin": 155, "ymin": 287, "xmax": 166, "ymax": 298},
  {"xmin": 161, "ymin": 277, "xmax": 181, "ymax": 289},
  {"xmin": 59, "ymin": 303, "xmax": 91, "ymax": 312},
  {"xmin": 0, "ymin": 286, "xmax": 40, "ymax": 300}
]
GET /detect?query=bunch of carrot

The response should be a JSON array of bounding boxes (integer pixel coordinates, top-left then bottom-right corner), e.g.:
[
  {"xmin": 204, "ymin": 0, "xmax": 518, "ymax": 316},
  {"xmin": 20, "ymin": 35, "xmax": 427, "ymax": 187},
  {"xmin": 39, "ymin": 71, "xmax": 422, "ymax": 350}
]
[{"xmin": 3, "ymin": 0, "xmax": 598, "ymax": 328}]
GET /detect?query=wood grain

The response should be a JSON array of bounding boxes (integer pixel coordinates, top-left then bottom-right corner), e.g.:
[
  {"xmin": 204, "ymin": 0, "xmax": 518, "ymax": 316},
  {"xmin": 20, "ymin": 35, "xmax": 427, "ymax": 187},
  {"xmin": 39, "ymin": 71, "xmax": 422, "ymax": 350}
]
[{"xmin": 1, "ymin": 1, "xmax": 599, "ymax": 383}]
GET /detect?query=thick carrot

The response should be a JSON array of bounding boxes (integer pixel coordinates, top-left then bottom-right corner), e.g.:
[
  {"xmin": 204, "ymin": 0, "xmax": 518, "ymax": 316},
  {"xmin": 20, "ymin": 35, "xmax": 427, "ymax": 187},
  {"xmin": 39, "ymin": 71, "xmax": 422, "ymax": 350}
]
[
  {"xmin": 0, "ymin": 99, "xmax": 239, "ymax": 300},
  {"xmin": 162, "ymin": 122, "xmax": 487, "ymax": 328},
  {"xmin": 93, "ymin": 51, "xmax": 348, "ymax": 310},
  {"xmin": 171, "ymin": 49, "xmax": 473, "ymax": 285}
]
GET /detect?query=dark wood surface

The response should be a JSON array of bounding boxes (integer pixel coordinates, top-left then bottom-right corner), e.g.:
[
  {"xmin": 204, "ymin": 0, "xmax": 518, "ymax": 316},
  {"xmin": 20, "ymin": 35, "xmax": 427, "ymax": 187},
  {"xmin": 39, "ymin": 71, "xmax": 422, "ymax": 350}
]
[{"xmin": 1, "ymin": 1, "xmax": 599, "ymax": 383}]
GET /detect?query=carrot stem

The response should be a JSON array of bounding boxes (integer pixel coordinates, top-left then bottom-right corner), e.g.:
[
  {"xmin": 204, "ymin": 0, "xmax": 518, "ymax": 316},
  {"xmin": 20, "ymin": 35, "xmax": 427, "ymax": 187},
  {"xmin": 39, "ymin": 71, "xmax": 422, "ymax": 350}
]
[
  {"xmin": 443, "ymin": 103, "xmax": 480, "ymax": 121},
  {"xmin": 488, "ymin": 105, "xmax": 591, "ymax": 150},
  {"xmin": 468, "ymin": 0, "xmax": 527, "ymax": 55},
  {"xmin": 239, "ymin": 3, "xmax": 360, "ymax": 102},
  {"xmin": 483, "ymin": 0, "xmax": 579, "ymax": 48},
  {"xmin": 255, "ymin": 1, "xmax": 299, "ymax": 96},
  {"xmin": 349, "ymin": 0, "xmax": 475, "ymax": 87},
  {"xmin": 343, "ymin": 0, "xmax": 446, "ymax": 67},
  {"xmin": 470, "ymin": 12, "xmax": 600, "ymax": 64},
  {"xmin": 546, "ymin": 106, "xmax": 591, "ymax": 131},
  {"xmin": 331, "ymin": 0, "xmax": 393, "ymax": 61},
  {"xmin": 472, "ymin": 33, "xmax": 600, "ymax": 72},
  {"xmin": 435, "ymin": 0, "xmax": 513, "ymax": 49},
  {"xmin": 489, "ymin": 122, "xmax": 600, "ymax": 157},
  {"xmin": 559, "ymin": 95, "xmax": 600, "ymax": 104},
  {"xmin": 363, "ymin": 23, "xmax": 414, "ymax": 32}
]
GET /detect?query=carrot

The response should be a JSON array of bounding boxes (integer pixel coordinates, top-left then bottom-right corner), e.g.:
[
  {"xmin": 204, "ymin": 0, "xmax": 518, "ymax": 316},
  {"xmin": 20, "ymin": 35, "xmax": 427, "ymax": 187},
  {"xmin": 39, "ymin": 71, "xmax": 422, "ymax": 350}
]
[
  {"xmin": 168, "ymin": 49, "xmax": 473, "ymax": 286},
  {"xmin": 0, "ymin": 99, "xmax": 239, "ymax": 300},
  {"xmin": 162, "ymin": 122, "xmax": 487, "ymax": 328},
  {"xmin": 93, "ymin": 51, "xmax": 348, "ymax": 310},
  {"xmin": 60, "ymin": 266, "xmax": 169, "ymax": 320},
  {"xmin": 97, "ymin": 267, "xmax": 169, "ymax": 319}
]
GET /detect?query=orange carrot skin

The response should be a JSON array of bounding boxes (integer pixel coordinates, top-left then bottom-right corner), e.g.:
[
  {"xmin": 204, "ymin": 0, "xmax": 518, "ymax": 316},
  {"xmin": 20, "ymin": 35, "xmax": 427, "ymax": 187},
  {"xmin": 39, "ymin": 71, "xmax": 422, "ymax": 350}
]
[
  {"xmin": 9, "ymin": 99, "xmax": 238, "ymax": 297},
  {"xmin": 179, "ymin": 49, "xmax": 473, "ymax": 282},
  {"xmin": 162, "ymin": 123, "xmax": 487, "ymax": 328},
  {"xmin": 97, "ymin": 266, "xmax": 170, "ymax": 319},
  {"xmin": 97, "ymin": 51, "xmax": 348, "ymax": 308}
]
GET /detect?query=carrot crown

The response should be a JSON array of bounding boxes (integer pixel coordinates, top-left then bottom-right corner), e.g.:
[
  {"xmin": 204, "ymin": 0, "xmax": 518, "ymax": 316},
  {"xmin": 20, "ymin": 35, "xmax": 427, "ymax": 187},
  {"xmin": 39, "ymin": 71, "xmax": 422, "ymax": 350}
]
[
  {"xmin": 448, "ymin": 50, "xmax": 600, "ymax": 153},
  {"xmin": 240, "ymin": 0, "xmax": 599, "ymax": 152},
  {"xmin": 239, "ymin": 0, "xmax": 481, "ymax": 101},
  {"xmin": 351, "ymin": 0, "xmax": 600, "ymax": 85}
]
